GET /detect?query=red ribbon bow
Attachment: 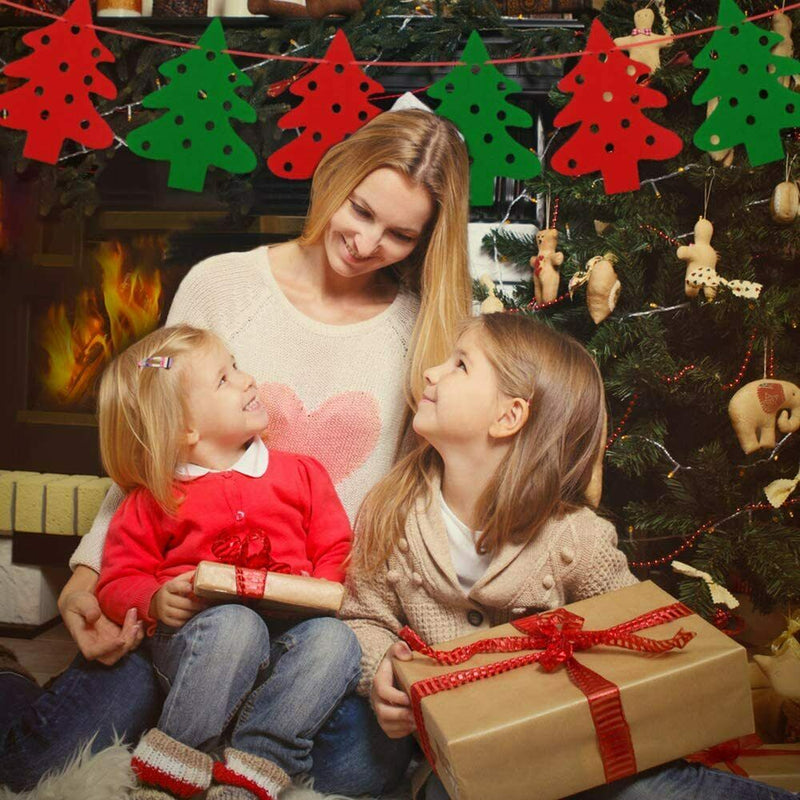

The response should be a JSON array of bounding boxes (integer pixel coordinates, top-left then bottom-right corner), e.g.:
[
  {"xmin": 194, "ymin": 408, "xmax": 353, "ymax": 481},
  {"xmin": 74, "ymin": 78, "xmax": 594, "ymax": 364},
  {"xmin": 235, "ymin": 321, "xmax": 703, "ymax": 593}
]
[
  {"xmin": 399, "ymin": 602, "xmax": 696, "ymax": 785},
  {"xmin": 686, "ymin": 734, "xmax": 799, "ymax": 777}
]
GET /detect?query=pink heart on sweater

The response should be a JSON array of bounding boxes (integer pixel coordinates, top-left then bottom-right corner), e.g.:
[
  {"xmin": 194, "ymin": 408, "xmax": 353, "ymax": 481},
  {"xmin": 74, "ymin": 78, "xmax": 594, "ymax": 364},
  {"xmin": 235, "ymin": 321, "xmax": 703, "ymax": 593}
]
[{"xmin": 257, "ymin": 383, "xmax": 381, "ymax": 484}]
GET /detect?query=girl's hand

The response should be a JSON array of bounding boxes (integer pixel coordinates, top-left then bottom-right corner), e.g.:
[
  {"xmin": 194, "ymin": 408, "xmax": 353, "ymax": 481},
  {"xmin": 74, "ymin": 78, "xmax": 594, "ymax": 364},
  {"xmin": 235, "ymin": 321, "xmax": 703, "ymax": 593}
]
[
  {"xmin": 150, "ymin": 570, "xmax": 208, "ymax": 628},
  {"xmin": 59, "ymin": 566, "xmax": 144, "ymax": 665},
  {"xmin": 371, "ymin": 641, "xmax": 416, "ymax": 739}
]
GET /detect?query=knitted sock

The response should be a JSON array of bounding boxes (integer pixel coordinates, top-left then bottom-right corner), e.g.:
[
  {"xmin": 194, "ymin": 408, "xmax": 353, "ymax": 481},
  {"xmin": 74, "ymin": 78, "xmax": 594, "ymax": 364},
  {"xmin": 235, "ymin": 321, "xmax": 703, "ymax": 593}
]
[
  {"xmin": 212, "ymin": 748, "xmax": 290, "ymax": 800},
  {"xmin": 131, "ymin": 729, "xmax": 213, "ymax": 799},
  {"xmin": 206, "ymin": 785, "xmax": 258, "ymax": 800},
  {"xmin": 128, "ymin": 787, "xmax": 175, "ymax": 800}
]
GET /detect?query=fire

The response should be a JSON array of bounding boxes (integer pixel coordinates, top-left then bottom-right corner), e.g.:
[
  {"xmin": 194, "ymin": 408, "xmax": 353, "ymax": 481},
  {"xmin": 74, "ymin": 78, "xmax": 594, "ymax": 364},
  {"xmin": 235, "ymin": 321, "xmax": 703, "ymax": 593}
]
[{"xmin": 37, "ymin": 236, "xmax": 164, "ymax": 409}]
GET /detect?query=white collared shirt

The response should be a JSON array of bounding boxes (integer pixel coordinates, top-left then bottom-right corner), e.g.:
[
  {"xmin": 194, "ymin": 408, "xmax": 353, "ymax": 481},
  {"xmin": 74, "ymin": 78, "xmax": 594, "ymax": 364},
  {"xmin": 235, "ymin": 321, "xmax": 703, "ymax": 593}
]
[{"xmin": 176, "ymin": 437, "xmax": 269, "ymax": 480}]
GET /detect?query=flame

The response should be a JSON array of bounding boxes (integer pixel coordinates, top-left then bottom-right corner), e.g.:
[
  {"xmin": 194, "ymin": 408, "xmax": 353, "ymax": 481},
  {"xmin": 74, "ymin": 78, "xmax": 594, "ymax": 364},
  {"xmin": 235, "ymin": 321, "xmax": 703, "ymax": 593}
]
[{"xmin": 37, "ymin": 237, "xmax": 164, "ymax": 408}]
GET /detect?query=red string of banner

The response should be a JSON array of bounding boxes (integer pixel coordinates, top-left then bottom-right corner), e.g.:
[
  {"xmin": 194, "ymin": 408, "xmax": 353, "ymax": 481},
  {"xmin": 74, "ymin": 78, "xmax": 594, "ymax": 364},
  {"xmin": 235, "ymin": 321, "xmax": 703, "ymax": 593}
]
[{"xmin": 1, "ymin": 0, "xmax": 799, "ymax": 68}]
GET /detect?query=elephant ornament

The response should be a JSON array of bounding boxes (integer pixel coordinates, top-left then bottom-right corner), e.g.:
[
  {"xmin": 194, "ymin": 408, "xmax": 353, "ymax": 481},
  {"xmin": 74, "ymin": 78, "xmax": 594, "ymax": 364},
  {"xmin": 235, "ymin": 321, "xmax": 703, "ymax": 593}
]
[{"xmin": 728, "ymin": 379, "xmax": 800, "ymax": 454}]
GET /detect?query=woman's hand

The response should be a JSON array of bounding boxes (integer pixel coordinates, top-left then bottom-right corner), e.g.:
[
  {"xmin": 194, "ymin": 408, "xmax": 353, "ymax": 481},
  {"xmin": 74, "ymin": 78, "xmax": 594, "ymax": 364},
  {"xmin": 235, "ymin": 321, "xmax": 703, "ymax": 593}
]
[
  {"xmin": 371, "ymin": 641, "xmax": 416, "ymax": 739},
  {"xmin": 59, "ymin": 566, "xmax": 144, "ymax": 665},
  {"xmin": 150, "ymin": 570, "xmax": 207, "ymax": 628}
]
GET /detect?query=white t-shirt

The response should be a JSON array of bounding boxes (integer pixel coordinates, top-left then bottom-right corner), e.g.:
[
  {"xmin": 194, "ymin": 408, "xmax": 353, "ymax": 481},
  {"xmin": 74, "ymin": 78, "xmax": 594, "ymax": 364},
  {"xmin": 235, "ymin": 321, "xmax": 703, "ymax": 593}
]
[{"xmin": 439, "ymin": 494, "xmax": 492, "ymax": 594}]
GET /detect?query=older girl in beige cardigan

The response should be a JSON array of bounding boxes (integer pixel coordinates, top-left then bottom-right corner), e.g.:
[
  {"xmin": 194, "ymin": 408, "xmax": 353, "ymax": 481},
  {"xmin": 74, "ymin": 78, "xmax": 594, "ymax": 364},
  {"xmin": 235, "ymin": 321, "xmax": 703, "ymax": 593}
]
[{"xmin": 312, "ymin": 314, "xmax": 791, "ymax": 800}]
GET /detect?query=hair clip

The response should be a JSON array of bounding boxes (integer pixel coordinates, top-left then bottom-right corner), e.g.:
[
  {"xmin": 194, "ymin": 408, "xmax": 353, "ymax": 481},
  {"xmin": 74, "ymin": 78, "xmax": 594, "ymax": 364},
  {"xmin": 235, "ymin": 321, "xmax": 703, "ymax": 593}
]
[{"xmin": 137, "ymin": 356, "xmax": 173, "ymax": 370}]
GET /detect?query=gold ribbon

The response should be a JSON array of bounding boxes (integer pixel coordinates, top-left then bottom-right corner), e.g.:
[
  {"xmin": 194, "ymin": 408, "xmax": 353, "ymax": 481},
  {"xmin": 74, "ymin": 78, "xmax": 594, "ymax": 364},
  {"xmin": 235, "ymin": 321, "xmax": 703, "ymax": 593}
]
[{"xmin": 771, "ymin": 610, "xmax": 800, "ymax": 658}]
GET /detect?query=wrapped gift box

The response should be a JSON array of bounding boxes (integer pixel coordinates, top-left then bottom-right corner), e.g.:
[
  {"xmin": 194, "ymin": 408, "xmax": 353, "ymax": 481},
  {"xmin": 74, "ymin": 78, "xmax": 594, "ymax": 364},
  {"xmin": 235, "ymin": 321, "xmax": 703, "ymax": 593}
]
[
  {"xmin": 393, "ymin": 581, "xmax": 753, "ymax": 800},
  {"xmin": 193, "ymin": 560, "xmax": 344, "ymax": 617}
]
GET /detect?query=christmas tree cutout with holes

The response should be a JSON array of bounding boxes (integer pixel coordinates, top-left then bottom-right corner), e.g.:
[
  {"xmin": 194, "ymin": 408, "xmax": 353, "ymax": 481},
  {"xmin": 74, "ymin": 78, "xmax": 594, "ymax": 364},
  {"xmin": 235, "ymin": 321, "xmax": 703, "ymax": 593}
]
[
  {"xmin": 267, "ymin": 30, "xmax": 384, "ymax": 180},
  {"xmin": 427, "ymin": 31, "xmax": 540, "ymax": 207},
  {"xmin": 0, "ymin": 0, "xmax": 116, "ymax": 164},
  {"xmin": 550, "ymin": 18, "xmax": 682, "ymax": 195},
  {"xmin": 126, "ymin": 18, "xmax": 256, "ymax": 192},
  {"xmin": 692, "ymin": 0, "xmax": 800, "ymax": 166}
]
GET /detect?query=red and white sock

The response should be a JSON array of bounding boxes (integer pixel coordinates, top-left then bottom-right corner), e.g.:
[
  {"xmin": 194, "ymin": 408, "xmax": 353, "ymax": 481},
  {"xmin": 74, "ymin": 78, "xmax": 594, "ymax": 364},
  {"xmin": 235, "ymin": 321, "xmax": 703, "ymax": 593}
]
[
  {"xmin": 131, "ymin": 729, "xmax": 213, "ymax": 798},
  {"xmin": 213, "ymin": 748, "xmax": 290, "ymax": 800}
]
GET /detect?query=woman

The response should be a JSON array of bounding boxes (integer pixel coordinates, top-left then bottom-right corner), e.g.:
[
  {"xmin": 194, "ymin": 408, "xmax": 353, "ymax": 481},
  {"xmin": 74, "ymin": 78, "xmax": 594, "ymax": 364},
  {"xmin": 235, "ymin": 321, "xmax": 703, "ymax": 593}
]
[{"xmin": 0, "ymin": 108, "xmax": 471, "ymax": 792}]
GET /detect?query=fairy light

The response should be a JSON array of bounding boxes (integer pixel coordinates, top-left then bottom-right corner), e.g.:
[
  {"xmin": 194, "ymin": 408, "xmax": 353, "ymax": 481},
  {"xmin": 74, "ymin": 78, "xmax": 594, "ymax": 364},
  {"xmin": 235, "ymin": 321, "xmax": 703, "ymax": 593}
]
[
  {"xmin": 736, "ymin": 432, "xmax": 795, "ymax": 469},
  {"xmin": 640, "ymin": 163, "xmax": 702, "ymax": 190},
  {"xmin": 619, "ymin": 434, "xmax": 691, "ymax": 477},
  {"xmin": 606, "ymin": 393, "xmax": 640, "ymax": 449},
  {"xmin": 629, "ymin": 498, "xmax": 800, "ymax": 568},
  {"xmin": 622, "ymin": 302, "xmax": 691, "ymax": 319}
]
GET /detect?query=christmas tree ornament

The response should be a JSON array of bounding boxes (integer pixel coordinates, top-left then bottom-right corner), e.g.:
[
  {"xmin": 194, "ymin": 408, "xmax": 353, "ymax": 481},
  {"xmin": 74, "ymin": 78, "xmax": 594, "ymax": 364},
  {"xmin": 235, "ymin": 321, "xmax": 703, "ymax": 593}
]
[
  {"xmin": 692, "ymin": 0, "xmax": 800, "ymax": 167},
  {"xmin": 97, "ymin": 0, "xmax": 143, "ymax": 15},
  {"xmin": 677, "ymin": 217, "xmax": 719, "ymax": 301},
  {"xmin": 478, "ymin": 274, "xmax": 505, "ymax": 314},
  {"xmin": 267, "ymin": 30, "xmax": 384, "ymax": 180},
  {"xmin": 593, "ymin": 219, "xmax": 613, "ymax": 236},
  {"xmin": 771, "ymin": 12, "xmax": 798, "ymax": 90},
  {"xmin": 613, "ymin": 8, "xmax": 672, "ymax": 73},
  {"xmin": 771, "ymin": 181, "xmax": 800, "ymax": 224},
  {"xmin": 672, "ymin": 560, "xmax": 739, "ymax": 609},
  {"xmin": 728, "ymin": 379, "xmax": 800, "ymax": 454},
  {"xmin": 530, "ymin": 228, "xmax": 563, "ymax": 305},
  {"xmin": 753, "ymin": 612, "xmax": 800, "ymax": 701},
  {"xmin": 0, "ymin": 0, "xmax": 116, "ymax": 164},
  {"xmin": 428, "ymin": 31, "xmax": 541, "ymax": 207},
  {"xmin": 764, "ymin": 464, "xmax": 800, "ymax": 508},
  {"xmin": 706, "ymin": 97, "xmax": 735, "ymax": 166},
  {"xmin": 126, "ymin": 19, "xmax": 256, "ymax": 192},
  {"xmin": 551, "ymin": 19, "xmax": 683, "ymax": 195},
  {"xmin": 586, "ymin": 253, "xmax": 621, "ymax": 324}
]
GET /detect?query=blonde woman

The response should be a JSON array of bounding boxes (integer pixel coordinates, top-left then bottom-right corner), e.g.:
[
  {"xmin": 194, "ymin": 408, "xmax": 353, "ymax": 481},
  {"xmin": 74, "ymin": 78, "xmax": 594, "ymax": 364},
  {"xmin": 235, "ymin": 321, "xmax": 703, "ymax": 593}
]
[{"xmin": 0, "ymin": 109, "xmax": 471, "ymax": 792}]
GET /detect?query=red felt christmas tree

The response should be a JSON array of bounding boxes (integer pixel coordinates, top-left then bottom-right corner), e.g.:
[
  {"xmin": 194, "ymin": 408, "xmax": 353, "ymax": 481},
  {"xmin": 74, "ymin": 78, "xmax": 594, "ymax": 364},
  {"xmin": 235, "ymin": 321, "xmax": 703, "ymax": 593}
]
[
  {"xmin": 550, "ymin": 19, "xmax": 682, "ymax": 195},
  {"xmin": 267, "ymin": 30, "xmax": 384, "ymax": 180},
  {"xmin": 0, "ymin": 0, "xmax": 116, "ymax": 164}
]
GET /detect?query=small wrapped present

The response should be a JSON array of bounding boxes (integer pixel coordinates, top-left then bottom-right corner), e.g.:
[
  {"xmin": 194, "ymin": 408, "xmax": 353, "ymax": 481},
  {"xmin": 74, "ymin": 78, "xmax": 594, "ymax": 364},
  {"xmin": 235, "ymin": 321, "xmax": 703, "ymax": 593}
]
[
  {"xmin": 193, "ymin": 560, "xmax": 344, "ymax": 618},
  {"xmin": 393, "ymin": 581, "xmax": 753, "ymax": 800},
  {"xmin": 688, "ymin": 735, "xmax": 800, "ymax": 792}
]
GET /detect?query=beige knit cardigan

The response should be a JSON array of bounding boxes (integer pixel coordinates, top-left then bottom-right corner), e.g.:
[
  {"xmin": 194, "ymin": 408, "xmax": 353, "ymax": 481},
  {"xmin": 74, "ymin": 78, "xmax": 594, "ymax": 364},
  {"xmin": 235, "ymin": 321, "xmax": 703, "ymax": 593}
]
[{"xmin": 340, "ymin": 481, "xmax": 638, "ymax": 697}]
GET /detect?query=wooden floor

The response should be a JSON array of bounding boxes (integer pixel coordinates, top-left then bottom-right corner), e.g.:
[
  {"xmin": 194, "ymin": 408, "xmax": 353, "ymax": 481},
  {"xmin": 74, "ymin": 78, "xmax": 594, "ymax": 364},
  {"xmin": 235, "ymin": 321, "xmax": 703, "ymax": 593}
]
[{"xmin": 0, "ymin": 623, "xmax": 79, "ymax": 685}]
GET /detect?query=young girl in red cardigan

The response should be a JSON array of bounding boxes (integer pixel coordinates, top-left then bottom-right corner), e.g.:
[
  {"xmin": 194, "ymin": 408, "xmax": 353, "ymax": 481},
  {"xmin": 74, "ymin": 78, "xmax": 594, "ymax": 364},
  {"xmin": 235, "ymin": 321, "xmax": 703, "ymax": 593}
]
[
  {"xmin": 95, "ymin": 324, "xmax": 359, "ymax": 800},
  {"xmin": 317, "ymin": 313, "xmax": 793, "ymax": 800}
]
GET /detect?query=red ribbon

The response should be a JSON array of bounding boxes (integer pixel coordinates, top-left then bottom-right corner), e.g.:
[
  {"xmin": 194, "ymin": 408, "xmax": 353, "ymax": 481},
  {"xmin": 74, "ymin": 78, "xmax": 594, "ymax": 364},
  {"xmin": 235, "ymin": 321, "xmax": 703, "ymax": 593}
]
[
  {"xmin": 399, "ymin": 602, "xmax": 695, "ymax": 785},
  {"xmin": 686, "ymin": 734, "xmax": 800, "ymax": 777},
  {"xmin": 234, "ymin": 566, "xmax": 267, "ymax": 600}
]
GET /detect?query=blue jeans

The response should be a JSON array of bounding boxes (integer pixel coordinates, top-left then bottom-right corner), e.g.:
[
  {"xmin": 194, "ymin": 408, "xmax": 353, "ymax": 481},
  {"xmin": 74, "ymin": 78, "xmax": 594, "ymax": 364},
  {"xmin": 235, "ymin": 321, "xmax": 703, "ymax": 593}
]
[
  {"xmin": 152, "ymin": 604, "xmax": 361, "ymax": 775},
  {"xmin": 0, "ymin": 646, "xmax": 161, "ymax": 792}
]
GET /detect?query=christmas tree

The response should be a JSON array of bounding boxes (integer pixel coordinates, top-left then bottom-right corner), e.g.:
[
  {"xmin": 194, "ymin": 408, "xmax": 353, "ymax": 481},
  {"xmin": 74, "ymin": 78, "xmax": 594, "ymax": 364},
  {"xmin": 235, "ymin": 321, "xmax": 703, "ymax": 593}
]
[
  {"xmin": 0, "ymin": 0, "xmax": 116, "ymax": 164},
  {"xmin": 490, "ymin": 0, "xmax": 800, "ymax": 623},
  {"xmin": 126, "ymin": 18, "xmax": 257, "ymax": 192},
  {"xmin": 550, "ymin": 18, "xmax": 683, "ymax": 194},
  {"xmin": 267, "ymin": 30, "xmax": 384, "ymax": 180},
  {"xmin": 428, "ymin": 31, "xmax": 541, "ymax": 206}
]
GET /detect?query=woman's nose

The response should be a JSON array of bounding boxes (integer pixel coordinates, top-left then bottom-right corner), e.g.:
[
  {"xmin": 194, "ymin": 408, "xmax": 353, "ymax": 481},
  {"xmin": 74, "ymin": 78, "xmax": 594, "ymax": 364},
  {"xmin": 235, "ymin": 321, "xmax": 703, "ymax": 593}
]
[{"xmin": 354, "ymin": 229, "xmax": 381, "ymax": 256}]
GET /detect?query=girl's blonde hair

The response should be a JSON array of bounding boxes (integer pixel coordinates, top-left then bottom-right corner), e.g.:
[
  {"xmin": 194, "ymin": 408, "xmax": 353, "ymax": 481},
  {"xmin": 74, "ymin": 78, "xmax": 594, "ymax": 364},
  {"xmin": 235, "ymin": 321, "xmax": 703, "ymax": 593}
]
[
  {"xmin": 353, "ymin": 314, "xmax": 607, "ymax": 574},
  {"xmin": 299, "ymin": 109, "xmax": 472, "ymax": 406},
  {"xmin": 97, "ymin": 324, "xmax": 217, "ymax": 514}
]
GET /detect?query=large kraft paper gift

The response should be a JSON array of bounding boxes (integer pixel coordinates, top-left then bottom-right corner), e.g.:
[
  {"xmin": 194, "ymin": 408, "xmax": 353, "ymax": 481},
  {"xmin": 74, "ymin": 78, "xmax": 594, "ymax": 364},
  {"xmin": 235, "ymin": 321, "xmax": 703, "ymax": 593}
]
[
  {"xmin": 688, "ymin": 735, "xmax": 800, "ymax": 792},
  {"xmin": 393, "ymin": 581, "xmax": 754, "ymax": 800},
  {"xmin": 193, "ymin": 560, "xmax": 344, "ymax": 617}
]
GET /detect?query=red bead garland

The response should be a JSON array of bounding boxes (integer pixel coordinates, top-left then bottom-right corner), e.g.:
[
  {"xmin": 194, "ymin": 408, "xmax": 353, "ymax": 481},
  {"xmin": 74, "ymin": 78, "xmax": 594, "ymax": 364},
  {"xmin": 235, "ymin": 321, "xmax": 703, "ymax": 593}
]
[
  {"xmin": 720, "ymin": 331, "xmax": 757, "ymax": 391},
  {"xmin": 606, "ymin": 393, "xmax": 639, "ymax": 450},
  {"xmin": 550, "ymin": 197, "xmax": 560, "ymax": 229},
  {"xmin": 629, "ymin": 498, "xmax": 800, "ymax": 568},
  {"xmin": 526, "ymin": 291, "xmax": 571, "ymax": 311},
  {"xmin": 661, "ymin": 364, "xmax": 696, "ymax": 384},
  {"xmin": 639, "ymin": 223, "xmax": 682, "ymax": 248}
]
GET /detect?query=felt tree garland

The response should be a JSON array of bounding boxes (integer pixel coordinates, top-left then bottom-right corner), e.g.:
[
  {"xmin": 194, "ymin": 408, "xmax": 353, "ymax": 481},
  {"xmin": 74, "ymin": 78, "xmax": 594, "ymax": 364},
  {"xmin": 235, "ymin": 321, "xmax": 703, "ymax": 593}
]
[
  {"xmin": 428, "ymin": 31, "xmax": 541, "ymax": 207},
  {"xmin": 0, "ymin": 0, "xmax": 116, "ymax": 164},
  {"xmin": 550, "ymin": 18, "xmax": 683, "ymax": 195},
  {"xmin": 267, "ymin": 30, "xmax": 384, "ymax": 180},
  {"xmin": 692, "ymin": 0, "xmax": 800, "ymax": 167},
  {"xmin": 126, "ymin": 18, "xmax": 256, "ymax": 192}
]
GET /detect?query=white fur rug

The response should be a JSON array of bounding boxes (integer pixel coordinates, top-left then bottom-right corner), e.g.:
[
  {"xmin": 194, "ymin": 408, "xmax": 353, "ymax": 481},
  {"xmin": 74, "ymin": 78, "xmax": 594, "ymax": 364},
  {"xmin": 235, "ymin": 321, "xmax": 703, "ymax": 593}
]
[{"xmin": 0, "ymin": 740, "xmax": 412, "ymax": 800}]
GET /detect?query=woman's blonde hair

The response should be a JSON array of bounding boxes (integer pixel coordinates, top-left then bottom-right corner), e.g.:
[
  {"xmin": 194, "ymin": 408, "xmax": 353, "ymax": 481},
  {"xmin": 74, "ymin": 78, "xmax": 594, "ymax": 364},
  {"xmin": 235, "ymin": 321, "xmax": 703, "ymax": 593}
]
[
  {"xmin": 299, "ymin": 109, "xmax": 472, "ymax": 406},
  {"xmin": 97, "ymin": 324, "xmax": 217, "ymax": 514},
  {"xmin": 353, "ymin": 314, "xmax": 607, "ymax": 574}
]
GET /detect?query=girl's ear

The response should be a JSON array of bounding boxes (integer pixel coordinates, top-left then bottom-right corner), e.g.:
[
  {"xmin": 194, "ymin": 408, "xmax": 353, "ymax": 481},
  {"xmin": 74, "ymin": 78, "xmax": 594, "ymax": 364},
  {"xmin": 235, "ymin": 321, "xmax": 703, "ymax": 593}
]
[{"xmin": 489, "ymin": 397, "xmax": 529, "ymax": 440}]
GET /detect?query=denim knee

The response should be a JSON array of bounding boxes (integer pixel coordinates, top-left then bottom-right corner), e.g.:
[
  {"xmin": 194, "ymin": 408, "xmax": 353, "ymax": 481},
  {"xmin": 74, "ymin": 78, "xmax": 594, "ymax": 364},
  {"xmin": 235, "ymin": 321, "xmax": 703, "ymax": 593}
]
[
  {"xmin": 292, "ymin": 617, "xmax": 361, "ymax": 675},
  {"xmin": 199, "ymin": 604, "xmax": 270, "ymax": 671}
]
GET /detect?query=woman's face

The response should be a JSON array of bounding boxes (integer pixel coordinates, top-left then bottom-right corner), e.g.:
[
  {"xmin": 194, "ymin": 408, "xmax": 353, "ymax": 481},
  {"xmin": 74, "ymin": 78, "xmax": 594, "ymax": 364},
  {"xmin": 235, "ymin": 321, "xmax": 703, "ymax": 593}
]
[{"xmin": 323, "ymin": 167, "xmax": 434, "ymax": 280}]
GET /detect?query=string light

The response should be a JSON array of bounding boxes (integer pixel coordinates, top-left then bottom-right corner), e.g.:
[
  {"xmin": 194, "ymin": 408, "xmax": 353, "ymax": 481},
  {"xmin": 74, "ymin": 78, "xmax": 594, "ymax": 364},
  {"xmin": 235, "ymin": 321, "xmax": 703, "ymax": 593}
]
[
  {"xmin": 606, "ymin": 393, "xmax": 640, "ymax": 449},
  {"xmin": 622, "ymin": 302, "xmax": 691, "ymax": 319},
  {"xmin": 619, "ymin": 434, "xmax": 691, "ymax": 477},
  {"xmin": 629, "ymin": 498, "xmax": 800, "ymax": 568},
  {"xmin": 735, "ymin": 432, "xmax": 795, "ymax": 469}
]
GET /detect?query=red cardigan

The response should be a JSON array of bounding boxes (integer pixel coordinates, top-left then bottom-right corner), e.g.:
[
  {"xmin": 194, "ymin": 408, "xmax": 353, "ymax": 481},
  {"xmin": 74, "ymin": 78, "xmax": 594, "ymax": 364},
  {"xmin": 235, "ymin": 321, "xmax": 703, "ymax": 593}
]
[{"xmin": 97, "ymin": 451, "xmax": 352, "ymax": 631}]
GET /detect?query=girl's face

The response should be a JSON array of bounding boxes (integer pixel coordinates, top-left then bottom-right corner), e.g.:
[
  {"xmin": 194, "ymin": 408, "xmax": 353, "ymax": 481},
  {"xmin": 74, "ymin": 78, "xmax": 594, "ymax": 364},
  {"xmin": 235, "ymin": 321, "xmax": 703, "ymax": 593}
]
[
  {"xmin": 323, "ymin": 167, "xmax": 434, "ymax": 280},
  {"xmin": 183, "ymin": 341, "xmax": 268, "ymax": 451},
  {"xmin": 413, "ymin": 327, "xmax": 505, "ymax": 450}
]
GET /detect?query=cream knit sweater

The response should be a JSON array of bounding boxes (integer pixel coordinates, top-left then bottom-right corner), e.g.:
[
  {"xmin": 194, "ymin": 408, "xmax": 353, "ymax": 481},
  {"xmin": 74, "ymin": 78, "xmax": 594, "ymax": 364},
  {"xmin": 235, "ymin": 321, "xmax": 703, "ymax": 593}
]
[
  {"xmin": 339, "ymin": 478, "xmax": 638, "ymax": 697},
  {"xmin": 70, "ymin": 246, "xmax": 419, "ymax": 572}
]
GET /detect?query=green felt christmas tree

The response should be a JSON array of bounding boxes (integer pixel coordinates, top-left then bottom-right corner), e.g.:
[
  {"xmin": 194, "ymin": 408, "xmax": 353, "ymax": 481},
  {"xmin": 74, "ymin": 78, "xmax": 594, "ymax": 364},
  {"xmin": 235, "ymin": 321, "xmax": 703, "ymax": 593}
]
[
  {"xmin": 428, "ymin": 31, "xmax": 541, "ymax": 206},
  {"xmin": 126, "ymin": 18, "xmax": 256, "ymax": 192},
  {"xmin": 693, "ymin": 0, "xmax": 800, "ymax": 166}
]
